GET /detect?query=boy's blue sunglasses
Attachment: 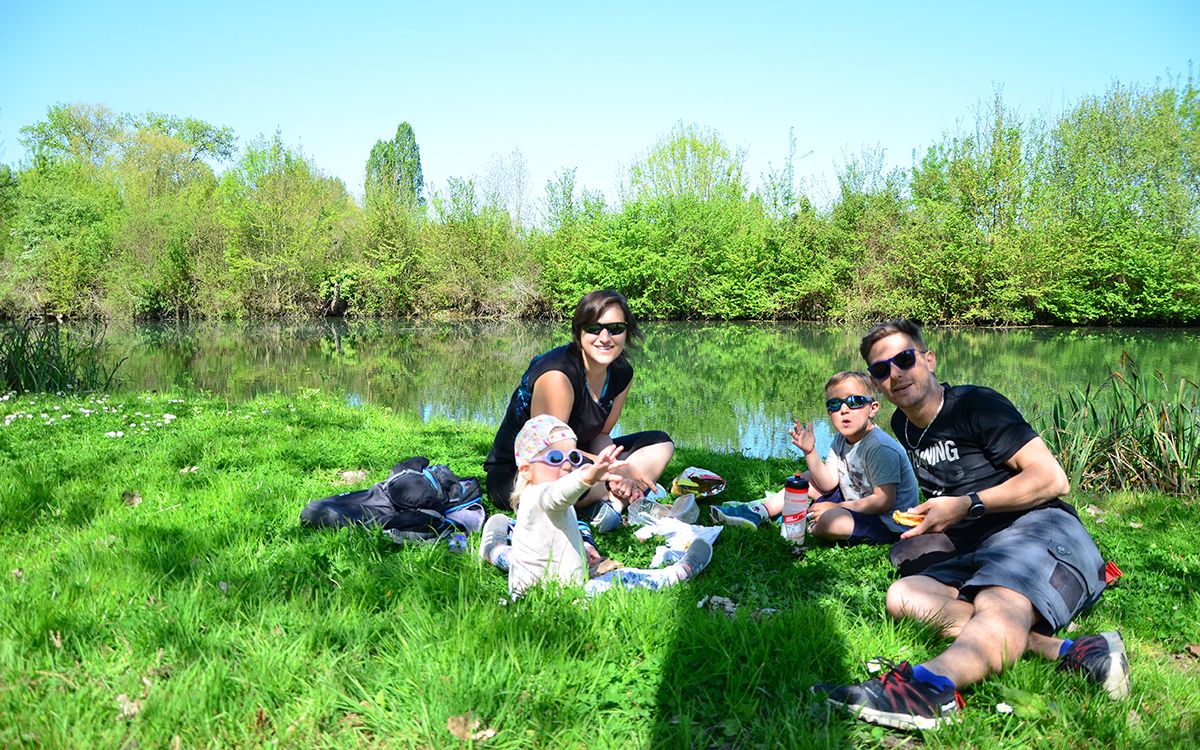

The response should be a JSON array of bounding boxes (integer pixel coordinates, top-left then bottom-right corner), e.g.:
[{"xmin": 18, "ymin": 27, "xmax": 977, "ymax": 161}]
[
  {"xmin": 530, "ymin": 449, "xmax": 586, "ymax": 468},
  {"xmin": 825, "ymin": 394, "xmax": 875, "ymax": 412}
]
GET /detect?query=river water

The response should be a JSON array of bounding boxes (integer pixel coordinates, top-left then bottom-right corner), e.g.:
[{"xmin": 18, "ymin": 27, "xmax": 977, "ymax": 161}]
[{"xmin": 90, "ymin": 320, "xmax": 1200, "ymax": 459}]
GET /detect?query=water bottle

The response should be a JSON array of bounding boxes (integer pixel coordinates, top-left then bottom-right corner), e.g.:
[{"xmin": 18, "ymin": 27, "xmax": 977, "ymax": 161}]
[{"xmin": 780, "ymin": 474, "xmax": 810, "ymax": 544}]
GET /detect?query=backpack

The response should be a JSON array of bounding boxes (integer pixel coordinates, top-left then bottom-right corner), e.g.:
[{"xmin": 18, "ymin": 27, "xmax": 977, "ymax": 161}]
[{"xmin": 299, "ymin": 456, "xmax": 484, "ymax": 542}]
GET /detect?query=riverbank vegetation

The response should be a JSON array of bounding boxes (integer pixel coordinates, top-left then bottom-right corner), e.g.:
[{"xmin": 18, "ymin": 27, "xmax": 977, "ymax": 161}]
[
  {"xmin": 1, "ymin": 390, "xmax": 1198, "ymax": 747},
  {"xmin": 1, "ymin": 73, "xmax": 1197, "ymax": 324},
  {"xmin": 0, "ymin": 319, "xmax": 123, "ymax": 393}
]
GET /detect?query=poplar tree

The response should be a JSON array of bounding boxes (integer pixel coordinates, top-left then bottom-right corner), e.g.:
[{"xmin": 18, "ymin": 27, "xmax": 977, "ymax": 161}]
[{"xmin": 365, "ymin": 123, "xmax": 424, "ymax": 209}]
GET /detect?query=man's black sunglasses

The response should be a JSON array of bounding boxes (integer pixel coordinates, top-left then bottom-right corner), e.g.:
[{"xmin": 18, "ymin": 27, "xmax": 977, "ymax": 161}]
[
  {"xmin": 825, "ymin": 394, "xmax": 875, "ymax": 412},
  {"xmin": 867, "ymin": 348, "xmax": 925, "ymax": 380},
  {"xmin": 582, "ymin": 322, "xmax": 628, "ymax": 336}
]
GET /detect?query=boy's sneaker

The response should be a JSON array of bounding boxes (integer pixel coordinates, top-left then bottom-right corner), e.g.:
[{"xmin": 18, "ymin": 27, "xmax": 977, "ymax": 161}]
[
  {"xmin": 818, "ymin": 659, "xmax": 963, "ymax": 732},
  {"xmin": 677, "ymin": 539, "xmax": 713, "ymax": 579},
  {"xmin": 710, "ymin": 503, "xmax": 766, "ymax": 529},
  {"xmin": 1059, "ymin": 631, "xmax": 1130, "ymax": 699},
  {"xmin": 478, "ymin": 513, "xmax": 510, "ymax": 565}
]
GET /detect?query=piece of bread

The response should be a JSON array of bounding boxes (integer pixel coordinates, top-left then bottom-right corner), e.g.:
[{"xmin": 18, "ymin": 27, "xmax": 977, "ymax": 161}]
[{"xmin": 892, "ymin": 509, "xmax": 924, "ymax": 527}]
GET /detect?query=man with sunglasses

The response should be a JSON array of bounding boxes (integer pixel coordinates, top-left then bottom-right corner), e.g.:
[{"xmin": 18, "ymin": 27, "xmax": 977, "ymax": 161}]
[{"xmin": 819, "ymin": 319, "xmax": 1128, "ymax": 732}]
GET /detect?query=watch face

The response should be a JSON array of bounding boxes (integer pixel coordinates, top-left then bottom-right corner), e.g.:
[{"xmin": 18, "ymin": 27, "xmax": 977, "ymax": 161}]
[{"xmin": 968, "ymin": 494, "xmax": 985, "ymax": 519}]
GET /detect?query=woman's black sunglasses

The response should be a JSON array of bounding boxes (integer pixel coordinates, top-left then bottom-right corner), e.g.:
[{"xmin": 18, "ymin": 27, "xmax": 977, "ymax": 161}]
[
  {"xmin": 867, "ymin": 348, "xmax": 925, "ymax": 380},
  {"xmin": 529, "ymin": 449, "xmax": 586, "ymax": 468},
  {"xmin": 825, "ymin": 394, "xmax": 875, "ymax": 412},
  {"xmin": 582, "ymin": 322, "xmax": 628, "ymax": 336}
]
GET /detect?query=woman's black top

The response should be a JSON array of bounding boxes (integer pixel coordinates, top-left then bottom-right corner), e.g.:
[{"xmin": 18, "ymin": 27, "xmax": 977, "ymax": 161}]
[{"xmin": 485, "ymin": 344, "xmax": 633, "ymax": 471}]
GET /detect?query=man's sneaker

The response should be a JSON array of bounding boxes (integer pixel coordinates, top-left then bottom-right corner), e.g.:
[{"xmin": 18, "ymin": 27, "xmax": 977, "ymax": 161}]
[
  {"xmin": 1059, "ymin": 631, "xmax": 1130, "ymax": 699},
  {"xmin": 710, "ymin": 503, "xmax": 766, "ymax": 529},
  {"xmin": 819, "ymin": 659, "xmax": 963, "ymax": 731},
  {"xmin": 677, "ymin": 539, "xmax": 713, "ymax": 579},
  {"xmin": 478, "ymin": 513, "xmax": 510, "ymax": 565},
  {"xmin": 585, "ymin": 499, "xmax": 624, "ymax": 533}
]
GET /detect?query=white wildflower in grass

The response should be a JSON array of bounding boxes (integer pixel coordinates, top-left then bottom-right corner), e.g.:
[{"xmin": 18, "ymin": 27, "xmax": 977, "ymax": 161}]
[
  {"xmin": 996, "ymin": 702, "xmax": 1014, "ymax": 714},
  {"xmin": 104, "ymin": 431, "xmax": 124, "ymax": 438},
  {"xmin": 61, "ymin": 414, "xmax": 70, "ymax": 420}
]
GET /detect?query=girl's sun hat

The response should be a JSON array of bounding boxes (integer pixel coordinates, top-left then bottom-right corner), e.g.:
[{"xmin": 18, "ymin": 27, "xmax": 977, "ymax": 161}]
[{"xmin": 515, "ymin": 414, "xmax": 577, "ymax": 466}]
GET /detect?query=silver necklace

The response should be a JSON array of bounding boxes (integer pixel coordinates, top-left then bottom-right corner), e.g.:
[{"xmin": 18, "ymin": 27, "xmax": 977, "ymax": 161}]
[{"xmin": 904, "ymin": 385, "xmax": 945, "ymax": 449}]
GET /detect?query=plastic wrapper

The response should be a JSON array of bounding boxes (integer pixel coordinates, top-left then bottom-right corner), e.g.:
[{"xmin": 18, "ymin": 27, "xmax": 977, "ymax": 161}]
[
  {"xmin": 627, "ymin": 493, "xmax": 699, "ymax": 526},
  {"xmin": 670, "ymin": 467, "xmax": 727, "ymax": 498}
]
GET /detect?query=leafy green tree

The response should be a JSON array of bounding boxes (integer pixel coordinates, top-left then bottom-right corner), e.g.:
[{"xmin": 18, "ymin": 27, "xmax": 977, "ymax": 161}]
[
  {"xmin": 6, "ymin": 161, "xmax": 122, "ymax": 316},
  {"xmin": 1031, "ymin": 77, "xmax": 1200, "ymax": 322},
  {"xmin": 120, "ymin": 113, "xmax": 235, "ymax": 197},
  {"xmin": 364, "ymin": 122, "xmax": 424, "ymax": 209},
  {"xmin": 357, "ymin": 123, "xmax": 425, "ymax": 315},
  {"xmin": 19, "ymin": 103, "xmax": 125, "ymax": 171},
  {"xmin": 217, "ymin": 133, "xmax": 356, "ymax": 316},
  {"xmin": 134, "ymin": 113, "xmax": 236, "ymax": 163},
  {"xmin": 622, "ymin": 122, "xmax": 747, "ymax": 202},
  {"xmin": 422, "ymin": 176, "xmax": 535, "ymax": 316},
  {"xmin": 0, "ymin": 164, "xmax": 16, "ymax": 263}
]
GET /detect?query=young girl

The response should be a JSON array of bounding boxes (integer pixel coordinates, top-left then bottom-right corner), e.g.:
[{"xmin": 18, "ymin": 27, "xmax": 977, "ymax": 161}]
[{"xmin": 479, "ymin": 414, "xmax": 711, "ymax": 598}]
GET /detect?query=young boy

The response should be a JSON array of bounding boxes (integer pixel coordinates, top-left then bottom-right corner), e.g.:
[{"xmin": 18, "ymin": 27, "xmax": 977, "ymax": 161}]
[{"xmin": 712, "ymin": 371, "xmax": 920, "ymax": 545}]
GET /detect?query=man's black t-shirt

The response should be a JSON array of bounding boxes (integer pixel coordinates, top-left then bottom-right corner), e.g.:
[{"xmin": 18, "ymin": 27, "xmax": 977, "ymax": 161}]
[
  {"xmin": 485, "ymin": 345, "xmax": 634, "ymax": 471},
  {"xmin": 892, "ymin": 383, "xmax": 1072, "ymax": 546}
]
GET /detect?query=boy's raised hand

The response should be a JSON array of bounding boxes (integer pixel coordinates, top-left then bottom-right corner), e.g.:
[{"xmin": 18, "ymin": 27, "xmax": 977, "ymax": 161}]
[
  {"xmin": 789, "ymin": 419, "xmax": 816, "ymax": 454},
  {"xmin": 579, "ymin": 444, "xmax": 628, "ymax": 487}
]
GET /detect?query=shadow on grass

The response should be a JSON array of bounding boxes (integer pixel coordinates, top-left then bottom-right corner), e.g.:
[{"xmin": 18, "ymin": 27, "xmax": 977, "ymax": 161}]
[
  {"xmin": 617, "ymin": 449, "xmax": 870, "ymax": 747},
  {"xmin": 645, "ymin": 524, "xmax": 872, "ymax": 748}
]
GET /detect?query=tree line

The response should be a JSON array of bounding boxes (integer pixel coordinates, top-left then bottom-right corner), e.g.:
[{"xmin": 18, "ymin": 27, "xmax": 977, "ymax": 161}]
[{"xmin": 0, "ymin": 74, "xmax": 1197, "ymax": 324}]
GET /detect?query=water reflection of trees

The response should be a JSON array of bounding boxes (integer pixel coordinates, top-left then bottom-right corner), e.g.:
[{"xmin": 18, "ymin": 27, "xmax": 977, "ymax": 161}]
[{"xmin": 91, "ymin": 321, "xmax": 1200, "ymax": 459}]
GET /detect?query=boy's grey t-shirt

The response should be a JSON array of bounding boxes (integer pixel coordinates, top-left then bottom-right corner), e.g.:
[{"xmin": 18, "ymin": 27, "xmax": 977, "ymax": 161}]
[{"xmin": 827, "ymin": 426, "xmax": 921, "ymax": 533}]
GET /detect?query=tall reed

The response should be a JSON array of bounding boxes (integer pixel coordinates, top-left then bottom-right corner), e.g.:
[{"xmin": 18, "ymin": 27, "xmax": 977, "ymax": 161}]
[
  {"xmin": 0, "ymin": 320, "xmax": 124, "ymax": 393},
  {"xmin": 1041, "ymin": 353, "xmax": 1199, "ymax": 494}
]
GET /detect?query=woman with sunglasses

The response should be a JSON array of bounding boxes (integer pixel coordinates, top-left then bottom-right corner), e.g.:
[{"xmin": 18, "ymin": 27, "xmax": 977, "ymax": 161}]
[{"xmin": 483, "ymin": 290, "xmax": 674, "ymax": 534}]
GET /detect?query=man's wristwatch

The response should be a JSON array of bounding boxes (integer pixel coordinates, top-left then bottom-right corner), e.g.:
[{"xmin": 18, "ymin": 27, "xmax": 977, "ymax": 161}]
[{"xmin": 966, "ymin": 492, "xmax": 986, "ymax": 520}]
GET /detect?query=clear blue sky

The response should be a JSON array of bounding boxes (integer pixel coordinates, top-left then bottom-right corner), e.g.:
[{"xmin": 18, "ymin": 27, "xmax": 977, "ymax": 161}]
[{"xmin": 2, "ymin": 0, "xmax": 1196, "ymax": 210}]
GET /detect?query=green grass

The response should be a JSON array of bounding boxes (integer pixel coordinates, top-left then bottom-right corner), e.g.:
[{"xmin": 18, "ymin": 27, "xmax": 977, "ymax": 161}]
[{"xmin": 1, "ymin": 390, "xmax": 1198, "ymax": 748}]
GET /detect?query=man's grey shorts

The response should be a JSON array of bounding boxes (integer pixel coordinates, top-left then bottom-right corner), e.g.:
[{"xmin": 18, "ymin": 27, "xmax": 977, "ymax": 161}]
[{"xmin": 916, "ymin": 506, "xmax": 1106, "ymax": 633}]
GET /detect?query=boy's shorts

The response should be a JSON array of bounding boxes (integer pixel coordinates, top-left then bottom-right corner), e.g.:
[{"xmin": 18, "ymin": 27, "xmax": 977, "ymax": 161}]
[
  {"xmin": 914, "ymin": 505, "xmax": 1106, "ymax": 633},
  {"xmin": 817, "ymin": 488, "xmax": 902, "ymax": 546}
]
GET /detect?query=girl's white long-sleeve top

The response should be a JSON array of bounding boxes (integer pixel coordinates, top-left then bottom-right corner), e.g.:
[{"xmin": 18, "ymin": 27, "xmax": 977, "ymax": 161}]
[{"xmin": 508, "ymin": 471, "xmax": 591, "ymax": 597}]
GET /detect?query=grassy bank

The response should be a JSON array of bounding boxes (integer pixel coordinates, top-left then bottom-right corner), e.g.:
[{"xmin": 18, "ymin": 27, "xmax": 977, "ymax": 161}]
[{"xmin": 1, "ymin": 390, "xmax": 1198, "ymax": 748}]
